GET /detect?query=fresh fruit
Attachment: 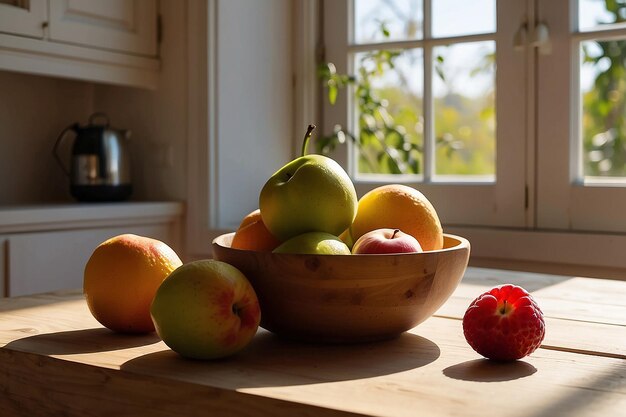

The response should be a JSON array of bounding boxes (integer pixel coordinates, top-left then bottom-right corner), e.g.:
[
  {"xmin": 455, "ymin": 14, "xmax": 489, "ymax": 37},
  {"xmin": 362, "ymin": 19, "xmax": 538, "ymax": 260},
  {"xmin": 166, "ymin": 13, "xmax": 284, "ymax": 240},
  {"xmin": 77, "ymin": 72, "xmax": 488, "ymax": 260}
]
[
  {"xmin": 462, "ymin": 284, "xmax": 546, "ymax": 361},
  {"xmin": 273, "ymin": 231, "xmax": 351, "ymax": 255},
  {"xmin": 348, "ymin": 184, "xmax": 443, "ymax": 251},
  {"xmin": 352, "ymin": 228, "xmax": 423, "ymax": 255},
  {"xmin": 231, "ymin": 209, "xmax": 281, "ymax": 251},
  {"xmin": 339, "ymin": 228, "xmax": 354, "ymax": 249},
  {"xmin": 150, "ymin": 259, "xmax": 261, "ymax": 360},
  {"xmin": 259, "ymin": 125, "xmax": 358, "ymax": 241},
  {"xmin": 84, "ymin": 234, "xmax": 182, "ymax": 334}
]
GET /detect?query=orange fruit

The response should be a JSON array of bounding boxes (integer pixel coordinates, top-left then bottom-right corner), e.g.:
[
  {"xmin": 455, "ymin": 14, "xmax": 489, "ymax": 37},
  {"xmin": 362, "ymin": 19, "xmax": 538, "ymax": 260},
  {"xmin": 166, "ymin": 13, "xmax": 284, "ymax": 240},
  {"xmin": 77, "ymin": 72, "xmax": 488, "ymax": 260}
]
[
  {"xmin": 237, "ymin": 208, "xmax": 263, "ymax": 229},
  {"xmin": 231, "ymin": 209, "xmax": 281, "ymax": 252},
  {"xmin": 349, "ymin": 184, "xmax": 444, "ymax": 251},
  {"xmin": 339, "ymin": 228, "xmax": 354, "ymax": 249},
  {"xmin": 84, "ymin": 234, "xmax": 183, "ymax": 333}
]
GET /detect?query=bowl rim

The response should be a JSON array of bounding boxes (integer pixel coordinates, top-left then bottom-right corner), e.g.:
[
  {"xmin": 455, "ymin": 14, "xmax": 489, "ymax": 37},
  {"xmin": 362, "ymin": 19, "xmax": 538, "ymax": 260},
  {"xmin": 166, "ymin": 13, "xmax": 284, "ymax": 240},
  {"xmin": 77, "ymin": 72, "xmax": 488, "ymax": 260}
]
[{"xmin": 212, "ymin": 232, "xmax": 470, "ymax": 256}]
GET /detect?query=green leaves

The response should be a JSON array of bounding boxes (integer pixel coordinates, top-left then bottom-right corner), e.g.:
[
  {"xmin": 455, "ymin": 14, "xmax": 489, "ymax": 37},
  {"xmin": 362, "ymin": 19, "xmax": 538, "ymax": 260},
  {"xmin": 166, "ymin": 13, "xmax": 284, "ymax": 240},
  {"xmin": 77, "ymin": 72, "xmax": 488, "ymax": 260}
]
[
  {"xmin": 316, "ymin": 46, "xmax": 424, "ymax": 175},
  {"xmin": 435, "ymin": 55, "xmax": 446, "ymax": 81},
  {"xmin": 317, "ymin": 63, "xmax": 355, "ymax": 105},
  {"xmin": 315, "ymin": 23, "xmax": 461, "ymax": 175},
  {"xmin": 581, "ymin": 1, "xmax": 626, "ymax": 176}
]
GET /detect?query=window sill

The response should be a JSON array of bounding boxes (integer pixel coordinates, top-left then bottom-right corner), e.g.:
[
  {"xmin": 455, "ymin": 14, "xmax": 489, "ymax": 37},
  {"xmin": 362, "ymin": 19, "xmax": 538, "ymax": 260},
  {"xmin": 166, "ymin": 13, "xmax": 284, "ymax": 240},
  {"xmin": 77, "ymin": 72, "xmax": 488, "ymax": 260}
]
[{"xmin": 447, "ymin": 225, "xmax": 626, "ymax": 280}]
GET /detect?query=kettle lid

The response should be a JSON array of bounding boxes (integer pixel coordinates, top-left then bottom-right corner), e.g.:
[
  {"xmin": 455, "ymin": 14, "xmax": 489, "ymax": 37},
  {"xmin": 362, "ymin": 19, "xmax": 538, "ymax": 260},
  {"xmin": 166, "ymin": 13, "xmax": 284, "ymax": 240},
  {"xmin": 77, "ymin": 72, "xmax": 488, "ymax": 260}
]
[
  {"xmin": 86, "ymin": 112, "xmax": 110, "ymax": 128},
  {"xmin": 75, "ymin": 112, "xmax": 130, "ymax": 138}
]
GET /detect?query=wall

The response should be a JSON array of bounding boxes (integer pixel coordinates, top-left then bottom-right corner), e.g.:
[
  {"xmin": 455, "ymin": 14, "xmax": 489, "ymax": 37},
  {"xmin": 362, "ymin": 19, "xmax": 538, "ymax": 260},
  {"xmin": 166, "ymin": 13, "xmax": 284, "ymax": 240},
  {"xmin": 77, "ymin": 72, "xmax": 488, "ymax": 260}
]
[
  {"xmin": 214, "ymin": 0, "xmax": 294, "ymax": 230},
  {"xmin": 93, "ymin": 0, "xmax": 188, "ymax": 203},
  {"xmin": 0, "ymin": 72, "xmax": 94, "ymax": 204},
  {"xmin": 182, "ymin": 0, "xmax": 296, "ymax": 256}
]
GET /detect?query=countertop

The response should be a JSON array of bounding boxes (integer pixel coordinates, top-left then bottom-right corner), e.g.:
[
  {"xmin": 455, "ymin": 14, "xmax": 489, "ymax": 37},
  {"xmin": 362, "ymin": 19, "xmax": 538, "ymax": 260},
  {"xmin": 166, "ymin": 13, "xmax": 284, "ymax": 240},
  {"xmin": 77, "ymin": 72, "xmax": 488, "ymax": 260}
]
[
  {"xmin": 0, "ymin": 267, "xmax": 624, "ymax": 416},
  {"xmin": 0, "ymin": 201, "xmax": 184, "ymax": 233}
]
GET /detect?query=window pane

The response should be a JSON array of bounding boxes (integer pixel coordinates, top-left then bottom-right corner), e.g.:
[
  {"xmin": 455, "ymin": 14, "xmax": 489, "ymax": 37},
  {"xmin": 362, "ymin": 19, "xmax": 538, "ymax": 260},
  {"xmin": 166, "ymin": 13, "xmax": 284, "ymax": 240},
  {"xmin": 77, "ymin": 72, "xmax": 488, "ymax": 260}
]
[
  {"xmin": 581, "ymin": 39, "xmax": 626, "ymax": 177},
  {"xmin": 353, "ymin": 49, "xmax": 424, "ymax": 175},
  {"xmin": 354, "ymin": 0, "xmax": 423, "ymax": 44},
  {"xmin": 432, "ymin": 41, "xmax": 496, "ymax": 177},
  {"xmin": 432, "ymin": 0, "xmax": 496, "ymax": 38},
  {"xmin": 579, "ymin": 0, "xmax": 624, "ymax": 31}
]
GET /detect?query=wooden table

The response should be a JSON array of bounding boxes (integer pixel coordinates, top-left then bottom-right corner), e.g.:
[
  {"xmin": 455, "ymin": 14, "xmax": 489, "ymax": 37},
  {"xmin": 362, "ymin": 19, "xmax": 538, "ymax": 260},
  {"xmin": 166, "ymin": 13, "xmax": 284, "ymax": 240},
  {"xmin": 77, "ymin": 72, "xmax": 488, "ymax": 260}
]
[{"xmin": 1, "ymin": 267, "xmax": 624, "ymax": 417}]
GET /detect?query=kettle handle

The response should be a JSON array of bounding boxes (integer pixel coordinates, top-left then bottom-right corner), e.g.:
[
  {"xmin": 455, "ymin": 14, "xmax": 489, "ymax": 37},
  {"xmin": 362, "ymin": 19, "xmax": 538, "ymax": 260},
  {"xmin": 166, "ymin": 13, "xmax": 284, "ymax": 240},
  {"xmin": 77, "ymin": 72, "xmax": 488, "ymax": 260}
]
[{"xmin": 53, "ymin": 123, "xmax": 78, "ymax": 177}]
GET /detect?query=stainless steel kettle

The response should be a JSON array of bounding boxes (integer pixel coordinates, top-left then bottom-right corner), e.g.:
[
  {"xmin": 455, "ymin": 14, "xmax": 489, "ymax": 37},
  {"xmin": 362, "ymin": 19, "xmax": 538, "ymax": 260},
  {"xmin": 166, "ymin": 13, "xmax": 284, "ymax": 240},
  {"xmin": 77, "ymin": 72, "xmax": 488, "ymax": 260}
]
[{"xmin": 53, "ymin": 113, "xmax": 132, "ymax": 202}]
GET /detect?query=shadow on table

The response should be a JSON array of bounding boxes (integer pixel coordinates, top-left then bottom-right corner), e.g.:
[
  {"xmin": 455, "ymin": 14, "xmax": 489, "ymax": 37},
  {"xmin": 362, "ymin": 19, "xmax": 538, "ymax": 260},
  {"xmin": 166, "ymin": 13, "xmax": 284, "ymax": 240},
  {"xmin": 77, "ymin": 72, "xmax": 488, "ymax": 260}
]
[
  {"xmin": 523, "ymin": 361, "xmax": 626, "ymax": 417},
  {"xmin": 443, "ymin": 358, "xmax": 537, "ymax": 382},
  {"xmin": 4, "ymin": 328, "xmax": 161, "ymax": 355},
  {"xmin": 121, "ymin": 330, "xmax": 440, "ymax": 387}
]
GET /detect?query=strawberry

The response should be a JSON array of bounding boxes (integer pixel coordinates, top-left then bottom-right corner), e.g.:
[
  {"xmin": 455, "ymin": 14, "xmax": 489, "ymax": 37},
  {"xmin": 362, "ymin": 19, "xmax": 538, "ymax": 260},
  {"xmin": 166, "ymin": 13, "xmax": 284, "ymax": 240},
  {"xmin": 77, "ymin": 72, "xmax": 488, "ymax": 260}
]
[{"xmin": 462, "ymin": 284, "xmax": 545, "ymax": 361}]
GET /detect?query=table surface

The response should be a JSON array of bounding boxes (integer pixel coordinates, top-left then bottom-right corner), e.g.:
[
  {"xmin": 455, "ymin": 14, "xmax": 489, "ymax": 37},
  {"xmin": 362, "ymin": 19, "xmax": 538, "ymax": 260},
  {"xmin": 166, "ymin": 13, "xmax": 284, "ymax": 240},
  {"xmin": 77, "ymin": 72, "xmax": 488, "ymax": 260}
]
[{"xmin": 0, "ymin": 267, "xmax": 624, "ymax": 417}]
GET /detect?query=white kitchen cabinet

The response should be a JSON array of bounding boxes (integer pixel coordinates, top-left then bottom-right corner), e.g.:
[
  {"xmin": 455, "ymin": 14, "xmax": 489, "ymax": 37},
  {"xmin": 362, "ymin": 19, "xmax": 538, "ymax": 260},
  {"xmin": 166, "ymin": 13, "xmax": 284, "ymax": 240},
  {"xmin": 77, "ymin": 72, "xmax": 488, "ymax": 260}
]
[
  {"xmin": 0, "ymin": 202, "xmax": 183, "ymax": 297},
  {"xmin": 48, "ymin": 0, "xmax": 157, "ymax": 56},
  {"xmin": 0, "ymin": 0, "xmax": 160, "ymax": 89},
  {"xmin": 7, "ymin": 224, "xmax": 172, "ymax": 297},
  {"xmin": 0, "ymin": 0, "xmax": 47, "ymax": 38}
]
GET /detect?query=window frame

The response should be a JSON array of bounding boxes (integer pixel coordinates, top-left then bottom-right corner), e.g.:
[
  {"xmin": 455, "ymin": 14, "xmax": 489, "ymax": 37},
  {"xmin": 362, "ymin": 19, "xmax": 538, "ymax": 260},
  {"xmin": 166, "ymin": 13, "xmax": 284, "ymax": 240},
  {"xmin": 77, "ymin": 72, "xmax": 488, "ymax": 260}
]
[
  {"xmin": 536, "ymin": 0, "xmax": 626, "ymax": 233},
  {"xmin": 318, "ymin": 0, "xmax": 626, "ymax": 278},
  {"xmin": 322, "ymin": 0, "xmax": 529, "ymax": 228}
]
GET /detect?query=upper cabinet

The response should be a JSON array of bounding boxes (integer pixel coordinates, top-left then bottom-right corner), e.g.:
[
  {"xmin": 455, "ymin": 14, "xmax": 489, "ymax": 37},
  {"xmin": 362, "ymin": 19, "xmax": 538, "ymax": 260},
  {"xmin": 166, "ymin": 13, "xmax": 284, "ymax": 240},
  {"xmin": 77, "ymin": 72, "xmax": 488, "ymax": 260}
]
[
  {"xmin": 0, "ymin": 0, "xmax": 160, "ymax": 89},
  {"xmin": 0, "ymin": 0, "xmax": 47, "ymax": 38},
  {"xmin": 48, "ymin": 0, "xmax": 157, "ymax": 56}
]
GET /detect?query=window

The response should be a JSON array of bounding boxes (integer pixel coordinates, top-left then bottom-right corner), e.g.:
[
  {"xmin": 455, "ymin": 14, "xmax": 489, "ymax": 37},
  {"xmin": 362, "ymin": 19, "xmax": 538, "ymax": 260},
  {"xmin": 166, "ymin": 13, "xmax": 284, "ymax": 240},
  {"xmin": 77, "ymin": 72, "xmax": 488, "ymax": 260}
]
[
  {"xmin": 320, "ymin": 0, "xmax": 626, "ymax": 275},
  {"xmin": 322, "ymin": 0, "xmax": 528, "ymax": 228},
  {"xmin": 537, "ymin": 0, "xmax": 626, "ymax": 233},
  {"xmin": 352, "ymin": 0, "xmax": 496, "ymax": 180}
]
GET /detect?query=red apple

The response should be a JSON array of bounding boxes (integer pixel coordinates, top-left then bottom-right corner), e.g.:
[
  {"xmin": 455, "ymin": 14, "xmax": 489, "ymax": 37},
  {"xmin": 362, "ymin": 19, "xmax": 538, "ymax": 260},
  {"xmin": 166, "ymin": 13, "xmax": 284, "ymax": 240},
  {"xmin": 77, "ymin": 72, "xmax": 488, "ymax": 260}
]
[
  {"xmin": 150, "ymin": 259, "xmax": 261, "ymax": 360},
  {"xmin": 352, "ymin": 228, "xmax": 423, "ymax": 254}
]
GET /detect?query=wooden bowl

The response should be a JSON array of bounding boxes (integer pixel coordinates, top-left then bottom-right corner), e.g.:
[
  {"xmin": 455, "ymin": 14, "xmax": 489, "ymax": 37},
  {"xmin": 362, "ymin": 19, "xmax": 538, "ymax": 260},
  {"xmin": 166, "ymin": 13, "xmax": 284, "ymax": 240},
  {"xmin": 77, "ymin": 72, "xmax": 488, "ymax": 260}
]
[{"xmin": 212, "ymin": 233, "xmax": 470, "ymax": 343}]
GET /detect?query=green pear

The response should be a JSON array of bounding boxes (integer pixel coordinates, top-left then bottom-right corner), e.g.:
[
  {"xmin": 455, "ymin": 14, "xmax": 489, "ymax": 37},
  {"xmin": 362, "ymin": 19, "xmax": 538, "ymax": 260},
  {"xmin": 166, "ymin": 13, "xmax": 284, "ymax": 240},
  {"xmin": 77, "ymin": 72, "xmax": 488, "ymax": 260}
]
[
  {"xmin": 259, "ymin": 125, "xmax": 358, "ymax": 241},
  {"xmin": 273, "ymin": 232, "xmax": 351, "ymax": 255}
]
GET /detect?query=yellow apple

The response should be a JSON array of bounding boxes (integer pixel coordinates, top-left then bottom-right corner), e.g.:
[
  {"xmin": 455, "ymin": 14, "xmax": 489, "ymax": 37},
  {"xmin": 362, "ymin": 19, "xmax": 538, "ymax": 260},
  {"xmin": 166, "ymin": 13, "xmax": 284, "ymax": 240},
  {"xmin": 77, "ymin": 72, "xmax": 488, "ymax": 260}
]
[{"xmin": 150, "ymin": 260, "xmax": 260, "ymax": 360}]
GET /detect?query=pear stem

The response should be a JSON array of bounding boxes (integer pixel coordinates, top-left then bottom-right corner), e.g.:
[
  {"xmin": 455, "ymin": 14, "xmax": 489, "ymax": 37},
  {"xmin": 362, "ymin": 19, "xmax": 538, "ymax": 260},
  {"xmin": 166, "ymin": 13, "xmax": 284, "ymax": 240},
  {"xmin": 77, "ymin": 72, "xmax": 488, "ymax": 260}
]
[{"xmin": 301, "ymin": 124, "xmax": 316, "ymax": 157}]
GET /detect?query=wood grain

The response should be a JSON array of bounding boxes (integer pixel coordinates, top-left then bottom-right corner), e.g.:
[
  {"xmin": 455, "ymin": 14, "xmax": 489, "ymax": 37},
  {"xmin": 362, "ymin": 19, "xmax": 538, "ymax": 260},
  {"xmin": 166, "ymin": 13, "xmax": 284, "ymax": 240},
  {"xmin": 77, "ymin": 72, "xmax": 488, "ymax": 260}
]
[
  {"xmin": 433, "ymin": 268, "xmax": 626, "ymax": 358},
  {"xmin": 1, "ymin": 275, "xmax": 625, "ymax": 417},
  {"xmin": 212, "ymin": 232, "xmax": 470, "ymax": 343},
  {"xmin": 0, "ymin": 349, "xmax": 360, "ymax": 417}
]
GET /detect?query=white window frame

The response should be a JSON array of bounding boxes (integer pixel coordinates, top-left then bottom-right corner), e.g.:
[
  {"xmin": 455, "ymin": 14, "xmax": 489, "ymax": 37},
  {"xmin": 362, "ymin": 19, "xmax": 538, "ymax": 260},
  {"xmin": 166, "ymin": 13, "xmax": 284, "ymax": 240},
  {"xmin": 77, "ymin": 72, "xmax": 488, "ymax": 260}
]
[
  {"xmin": 318, "ymin": 0, "xmax": 626, "ymax": 278},
  {"xmin": 536, "ymin": 0, "xmax": 626, "ymax": 233},
  {"xmin": 322, "ymin": 0, "xmax": 529, "ymax": 228}
]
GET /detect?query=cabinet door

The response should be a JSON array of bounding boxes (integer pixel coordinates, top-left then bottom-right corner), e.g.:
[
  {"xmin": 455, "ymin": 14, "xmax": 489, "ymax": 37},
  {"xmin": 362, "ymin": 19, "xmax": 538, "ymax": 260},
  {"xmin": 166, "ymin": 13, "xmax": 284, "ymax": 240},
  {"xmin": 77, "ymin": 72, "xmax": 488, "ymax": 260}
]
[
  {"xmin": 7, "ymin": 224, "xmax": 173, "ymax": 297},
  {"xmin": 48, "ymin": 0, "xmax": 157, "ymax": 56},
  {"xmin": 0, "ymin": 0, "xmax": 47, "ymax": 38}
]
